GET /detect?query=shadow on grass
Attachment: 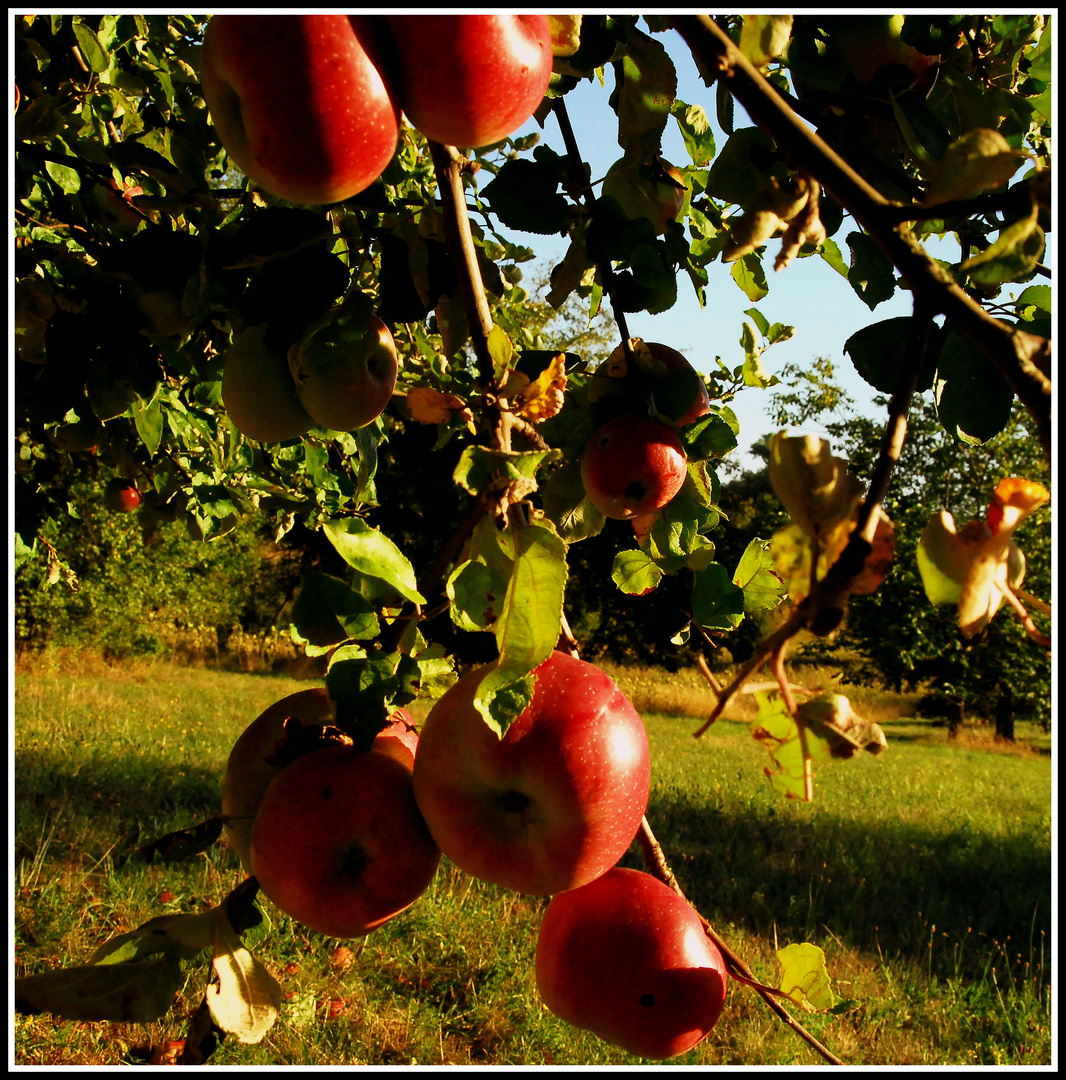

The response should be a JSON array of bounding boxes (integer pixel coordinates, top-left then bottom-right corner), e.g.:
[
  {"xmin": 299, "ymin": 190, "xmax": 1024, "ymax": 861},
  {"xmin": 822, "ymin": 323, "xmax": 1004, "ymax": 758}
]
[
  {"xmin": 14, "ymin": 748, "xmax": 223, "ymax": 864},
  {"xmin": 631, "ymin": 789, "xmax": 1051, "ymax": 986}
]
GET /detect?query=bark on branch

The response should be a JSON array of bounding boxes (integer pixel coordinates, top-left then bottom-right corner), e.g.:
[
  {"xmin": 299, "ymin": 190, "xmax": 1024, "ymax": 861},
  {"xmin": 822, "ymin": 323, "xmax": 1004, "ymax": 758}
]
[{"xmin": 668, "ymin": 15, "xmax": 1052, "ymax": 463}]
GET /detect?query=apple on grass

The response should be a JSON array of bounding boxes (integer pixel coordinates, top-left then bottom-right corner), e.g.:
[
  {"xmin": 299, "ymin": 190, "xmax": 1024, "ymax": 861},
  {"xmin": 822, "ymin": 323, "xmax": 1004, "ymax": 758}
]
[
  {"xmin": 250, "ymin": 744, "xmax": 441, "ymax": 938},
  {"xmin": 535, "ymin": 867, "xmax": 729, "ymax": 1059},
  {"xmin": 412, "ymin": 650, "xmax": 650, "ymax": 896},
  {"xmin": 581, "ymin": 414, "xmax": 689, "ymax": 520},
  {"xmin": 380, "ymin": 15, "xmax": 552, "ymax": 148},
  {"xmin": 200, "ymin": 15, "xmax": 399, "ymax": 205},
  {"xmin": 221, "ymin": 690, "xmax": 421, "ymax": 874},
  {"xmin": 289, "ymin": 311, "xmax": 398, "ymax": 432}
]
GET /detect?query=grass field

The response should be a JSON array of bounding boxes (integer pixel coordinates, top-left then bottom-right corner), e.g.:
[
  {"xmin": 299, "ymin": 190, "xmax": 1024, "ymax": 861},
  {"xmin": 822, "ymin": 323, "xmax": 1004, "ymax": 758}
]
[{"xmin": 12, "ymin": 655, "xmax": 1053, "ymax": 1066}]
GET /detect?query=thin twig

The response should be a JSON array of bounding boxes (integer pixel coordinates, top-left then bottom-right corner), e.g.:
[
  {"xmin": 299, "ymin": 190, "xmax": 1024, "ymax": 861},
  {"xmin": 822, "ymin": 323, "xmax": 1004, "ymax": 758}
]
[
  {"xmin": 637, "ymin": 818, "xmax": 844, "ymax": 1065},
  {"xmin": 667, "ymin": 15, "xmax": 1052, "ymax": 463}
]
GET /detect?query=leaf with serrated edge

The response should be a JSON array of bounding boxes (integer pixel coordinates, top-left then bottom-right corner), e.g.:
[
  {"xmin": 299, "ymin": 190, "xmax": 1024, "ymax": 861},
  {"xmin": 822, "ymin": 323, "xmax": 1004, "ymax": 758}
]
[{"xmin": 323, "ymin": 519, "xmax": 425, "ymax": 605}]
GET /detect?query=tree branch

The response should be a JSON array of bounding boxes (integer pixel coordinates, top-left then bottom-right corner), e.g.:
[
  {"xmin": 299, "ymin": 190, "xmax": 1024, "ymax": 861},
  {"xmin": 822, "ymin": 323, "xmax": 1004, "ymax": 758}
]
[{"xmin": 668, "ymin": 16, "xmax": 1052, "ymax": 463}]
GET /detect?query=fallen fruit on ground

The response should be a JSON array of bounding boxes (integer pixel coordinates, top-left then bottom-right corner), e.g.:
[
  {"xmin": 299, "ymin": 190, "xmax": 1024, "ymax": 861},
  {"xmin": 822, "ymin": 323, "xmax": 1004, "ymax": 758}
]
[
  {"xmin": 581, "ymin": 414, "xmax": 689, "ymax": 520},
  {"xmin": 535, "ymin": 867, "xmax": 729, "ymax": 1059},
  {"xmin": 250, "ymin": 744, "xmax": 441, "ymax": 938},
  {"xmin": 412, "ymin": 650, "xmax": 650, "ymax": 896},
  {"xmin": 200, "ymin": 14, "xmax": 399, "ymax": 204}
]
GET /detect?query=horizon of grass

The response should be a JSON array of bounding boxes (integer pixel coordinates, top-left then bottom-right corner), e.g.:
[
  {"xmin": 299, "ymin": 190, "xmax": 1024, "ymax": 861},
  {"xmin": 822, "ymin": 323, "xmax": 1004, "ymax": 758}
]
[{"xmin": 13, "ymin": 659, "xmax": 1052, "ymax": 1066}]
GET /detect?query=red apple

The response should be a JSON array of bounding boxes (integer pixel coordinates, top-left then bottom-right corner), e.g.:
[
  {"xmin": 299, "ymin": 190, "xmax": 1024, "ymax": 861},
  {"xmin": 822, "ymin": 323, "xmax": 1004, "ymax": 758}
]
[
  {"xmin": 200, "ymin": 15, "xmax": 400, "ymax": 204},
  {"xmin": 380, "ymin": 15, "xmax": 552, "ymax": 148},
  {"xmin": 536, "ymin": 867, "xmax": 729, "ymax": 1059},
  {"xmin": 221, "ymin": 688, "xmax": 336, "ymax": 874},
  {"xmin": 591, "ymin": 340, "xmax": 711, "ymax": 428},
  {"xmin": 250, "ymin": 744, "xmax": 441, "ymax": 938},
  {"xmin": 373, "ymin": 707, "xmax": 419, "ymax": 770},
  {"xmin": 289, "ymin": 312, "xmax": 398, "ymax": 431},
  {"xmin": 412, "ymin": 650, "xmax": 650, "ymax": 896},
  {"xmin": 104, "ymin": 478, "xmax": 142, "ymax": 513},
  {"xmin": 581, "ymin": 415, "xmax": 688, "ymax": 520}
]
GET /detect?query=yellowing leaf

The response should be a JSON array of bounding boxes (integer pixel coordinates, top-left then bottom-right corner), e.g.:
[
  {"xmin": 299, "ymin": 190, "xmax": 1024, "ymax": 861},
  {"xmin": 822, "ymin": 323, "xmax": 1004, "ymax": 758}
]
[
  {"xmin": 777, "ymin": 942, "xmax": 842, "ymax": 1012},
  {"xmin": 918, "ymin": 478, "xmax": 1047, "ymax": 637},
  {"xmin": 739, "ymin": 14, "xmax": 793, "ymax": 69},
  {"xmin": 548, "ymin": 14, "xmax": 582, "ymax": 57},
  {"xmin": 406, "ymin": 386, "xmax": 472, "ymax": 426},
  {"xmin": 769, "ymin": 431, "xmax": 863, "ymax": 536},
  {"xmin": 923, "ymin": 129, "xmax": 1026, "ymax": 207},
  {"xmin": 513, "ymin": 353, "xmax": 567, "ymax": 422},
  {"xmin": 207, "ymin": 908, "xmax": 282, "ymax": 1044}
]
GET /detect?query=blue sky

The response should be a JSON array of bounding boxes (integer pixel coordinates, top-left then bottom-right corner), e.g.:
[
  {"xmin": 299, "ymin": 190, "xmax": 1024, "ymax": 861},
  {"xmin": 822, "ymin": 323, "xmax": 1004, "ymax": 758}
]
[{"xmin": 497, "ymin": 24, "xmax": 1038, "ymax": 473}]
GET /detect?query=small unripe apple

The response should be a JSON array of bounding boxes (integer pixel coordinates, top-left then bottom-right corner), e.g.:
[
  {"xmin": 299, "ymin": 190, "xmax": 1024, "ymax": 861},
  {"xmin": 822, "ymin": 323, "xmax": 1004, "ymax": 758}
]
[
  {"xmin": 581, "ymin": 415, "xmax": 688, "ymax": 520},
  {"xmin": 380, "ymin": 15, "xmax": 552, "ymax": 148},
  {"xmin": 289, "ymin": 311, "xmax": 398, "ymax": 432},
  {"xmin": 536, "ymin": 867, "xmax": 729, "ymax": 1059},
  {"xmin": 250, "ymin": 744, "xmax": 441, "ymax": 938},
  {"xmin": 222, "ymin": 325, "xmax": 314, "ymax": 443},
  {"xmin": 104, "ymin": 478, "xmax": 142, "ymax": 513},
  {"xmin": 200, "ymin": 15, "xmax": 400, "ymax": 205}
]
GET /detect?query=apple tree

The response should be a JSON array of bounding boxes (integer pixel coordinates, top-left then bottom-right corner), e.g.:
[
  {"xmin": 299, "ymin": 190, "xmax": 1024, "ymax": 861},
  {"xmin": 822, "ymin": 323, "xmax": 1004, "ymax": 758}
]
[{"xmin": 14, "ymin": 14, "xmax": 1052, "ymax": 1065}]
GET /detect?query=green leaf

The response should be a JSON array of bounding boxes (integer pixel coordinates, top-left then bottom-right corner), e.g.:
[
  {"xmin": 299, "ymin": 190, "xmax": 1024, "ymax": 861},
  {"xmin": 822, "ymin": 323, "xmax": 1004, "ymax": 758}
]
[
  {"xmin": 541, "ymin": 459, "xmax": 606, "ymax": 543},
  {"xmin": 681, "ymin": 411, "xmax": 739, "ymax": 461},
  {"xmin": 670, "ymin": 100, "xmax": 715, "ymax": 167},
  {"xmin": 934, "ymin": 329, "xmax": 1015, "ymax": 444},
  {"xmin": 72, "ymin": 19, "xmax": 109, "ymax": 72},
  {"xmin": 734, "ymin": 538, "xmax": 786, "ymax": 613},
  {"xmin": 739, "ymin": 14, "xmax": 793, "ymax": 68},
  {"xmin": 446, "ymin": 516, "xmax": 514, "ymax": 633},
  {"xmin": 90, "ymin": 910, "xmax": 217, "ymax": 966},
  {"xmin": 323, "ymin": 519, "xmax": 425, "ymax": 605},
  {"xmin": 452, "ymin": 445, "xmax": 561, "ymax": 498},
  {"xmin": 691, "ymin": 562, "xmax": 745, "ymax": 630},
  {"xmin": 843, "ymin": 317, "xmax": 938, "ymax": 394},
  {"xmin": 16, "ymin": 958, "xmax": 185, "ymax": 1023},
  {"xmin": 777, "ymin": 942, "xmax": 843, "ymax": 1012},
  {"xmin": 818, "ymin": 237, "xmax": 849, "ymax": 278},
  {"xmin": 846, "ymin": 232, "xmax": 896, "ymax": 309},
  {"xmin": 474, "ymin": 523, "xmax": 567, "ymax": 736},
  {"xmin": 132, "ymin": 397, "xmax": 163, "ymax": 456},
  {"xmin": 481, "ymin": 159, "xmax": 572, "ymax": 235},
  {"xmin": 291, "ymin": 571, "xmax": 379, "ymax": 647},
  {"xmin": 706, "ymin": 128, "xmax": 778, "ymax": 205},
  {"xmin": 730, "ymin": 252, "xmax": 768, "ymax": 302},
  {"xmin": 615, "ymin": 26, "xmax": 677, "ymax": 159},
  {"xmin": 44, "ymin": 159, "xmax": 81, "ymax": 194},
  {"xmin": 923, "ymin": 128, "xmax": 1024, "ymax": 206},
  {"xmin": 612, "ymin": 549, "xmax": 663, "ymax": 595},
  {"xmin": 959, "ymin": 204, "xmax": 1044, "ymax": 287}
]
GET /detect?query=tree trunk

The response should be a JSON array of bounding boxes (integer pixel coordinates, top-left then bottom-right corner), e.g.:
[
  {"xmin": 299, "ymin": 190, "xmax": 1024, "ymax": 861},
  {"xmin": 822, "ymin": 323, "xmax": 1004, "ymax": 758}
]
[
  {"xmin": 994, "ymin": 686, "xmax": 1016, "ymax": 743},
  {"xmin": 947, "ymin": 699, "xmax": 964, "ymax": 740}
]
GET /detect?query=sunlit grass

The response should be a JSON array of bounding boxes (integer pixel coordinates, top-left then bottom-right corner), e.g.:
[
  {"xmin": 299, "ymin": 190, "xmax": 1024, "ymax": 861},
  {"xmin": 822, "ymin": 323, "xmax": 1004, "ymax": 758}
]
[{"xmin": 13, "ymin": 661, "xmax": 1051, "ymax": 1066}]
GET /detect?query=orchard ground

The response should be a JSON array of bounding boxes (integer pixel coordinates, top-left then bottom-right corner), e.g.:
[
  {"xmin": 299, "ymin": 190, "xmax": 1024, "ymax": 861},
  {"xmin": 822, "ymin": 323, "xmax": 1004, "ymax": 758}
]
[{"xmin": 13, "ymin": 650, "xmax": 1051, "ymax": 1067}]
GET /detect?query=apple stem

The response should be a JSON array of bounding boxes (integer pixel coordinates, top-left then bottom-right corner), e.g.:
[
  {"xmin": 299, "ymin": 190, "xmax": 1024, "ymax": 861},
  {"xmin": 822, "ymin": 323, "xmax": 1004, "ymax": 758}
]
[
  {"xmin": 549, "ymin": 97, "xmax": 634, "ymax": 348},
  {"xmin": 428, "ymin": 141, "xmax": 496, "ymax": 383}
]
